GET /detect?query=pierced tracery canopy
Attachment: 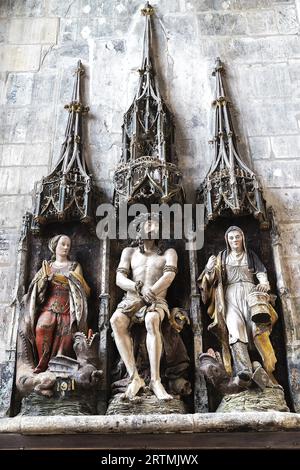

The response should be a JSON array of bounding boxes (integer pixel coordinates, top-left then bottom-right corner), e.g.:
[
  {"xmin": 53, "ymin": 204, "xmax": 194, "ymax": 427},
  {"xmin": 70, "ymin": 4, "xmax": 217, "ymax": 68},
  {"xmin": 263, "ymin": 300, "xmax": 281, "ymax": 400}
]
[
  {"xmin": 113, "ymin": 2, "xmax": 184, "ymax": 209},
  {"xmin": 198, "ymin": 58, "xmax": 268, "ymax": 228},
  {"xmin": 31, "ymin": 60, "xmax": 94, "ymax": 233}
]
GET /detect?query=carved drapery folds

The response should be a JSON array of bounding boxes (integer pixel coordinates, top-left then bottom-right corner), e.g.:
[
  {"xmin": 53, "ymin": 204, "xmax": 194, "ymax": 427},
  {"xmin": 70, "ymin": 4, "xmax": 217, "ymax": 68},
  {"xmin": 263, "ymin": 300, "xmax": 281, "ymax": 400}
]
[
  {"xmin": 113, "ymin": 3, "xmax": 184, "ymax": 208},
  {"xmin": 31, "ymin": 61, "xmax": 94, "ymax": 233},
  {"xmin": 198, "ymin": 58, "xmax": 268, "ymax": 228}
]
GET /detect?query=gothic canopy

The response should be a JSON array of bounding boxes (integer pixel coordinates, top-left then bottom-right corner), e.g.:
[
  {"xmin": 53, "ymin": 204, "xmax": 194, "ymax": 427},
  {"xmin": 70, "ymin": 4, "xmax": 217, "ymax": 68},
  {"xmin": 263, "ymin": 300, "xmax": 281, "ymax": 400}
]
[
  {"xmin": 31, "ymin": 61, "xmax": 94, "ymax": 233},
  {"xmin": 198, "ymin": 58, "xmax": 268, "ymax": 228},
  {"xmin": 113, "ymin": 2, "xmax": 184, "ymax": 209}
]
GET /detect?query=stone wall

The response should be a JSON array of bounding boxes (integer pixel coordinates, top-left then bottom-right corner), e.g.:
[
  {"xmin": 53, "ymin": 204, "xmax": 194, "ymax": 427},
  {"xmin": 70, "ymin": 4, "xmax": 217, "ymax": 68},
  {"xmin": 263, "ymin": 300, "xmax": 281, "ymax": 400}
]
[{"xmin": 0, "ymin": 0, "xmax": 300, "ymax": 364}]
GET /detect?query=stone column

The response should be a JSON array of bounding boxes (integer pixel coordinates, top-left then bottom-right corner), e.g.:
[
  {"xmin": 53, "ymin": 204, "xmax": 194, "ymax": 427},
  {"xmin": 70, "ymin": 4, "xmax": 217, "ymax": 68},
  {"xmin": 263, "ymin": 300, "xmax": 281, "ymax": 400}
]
[
  {"xmin": 0, "ymin": 213, "xmax": 30, "ymax": 417},
  {"xmin": 97, "ymin": 237, "xmax": 110, "ymax": 414},
  {"xmin": 189, "ymin": 243, "xmax": 208, "ymax": 412},
  {"xmin": 271, "ymin": 212, "xmax": 300, "ymax": 412}
]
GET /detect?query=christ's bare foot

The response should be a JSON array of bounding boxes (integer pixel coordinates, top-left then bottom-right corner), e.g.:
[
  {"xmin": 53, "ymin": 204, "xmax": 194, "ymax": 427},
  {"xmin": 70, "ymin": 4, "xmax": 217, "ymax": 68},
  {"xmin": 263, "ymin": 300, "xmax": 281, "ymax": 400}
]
[
  {"xmin": 123, "ymin": 376, "xmax": 145, "ymax": 399},
  {"xmin": 150, "ymin": 380, "xmax": 173, "ymax": 400}
]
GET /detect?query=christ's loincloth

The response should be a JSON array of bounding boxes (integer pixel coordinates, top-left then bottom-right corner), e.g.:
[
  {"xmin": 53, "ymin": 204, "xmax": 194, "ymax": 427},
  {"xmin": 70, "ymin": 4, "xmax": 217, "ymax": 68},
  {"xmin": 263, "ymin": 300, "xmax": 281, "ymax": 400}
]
[{"xmin": 116, "ymin": 297, "xmax": 170, "ymax": 326}]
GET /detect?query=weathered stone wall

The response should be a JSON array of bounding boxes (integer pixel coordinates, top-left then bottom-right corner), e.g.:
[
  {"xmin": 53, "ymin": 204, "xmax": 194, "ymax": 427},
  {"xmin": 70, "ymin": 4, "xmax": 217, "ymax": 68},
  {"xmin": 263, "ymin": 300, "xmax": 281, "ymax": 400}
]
[{"xmin": 0, "ymin": 0, "xmax": 300, "ymax": 366}]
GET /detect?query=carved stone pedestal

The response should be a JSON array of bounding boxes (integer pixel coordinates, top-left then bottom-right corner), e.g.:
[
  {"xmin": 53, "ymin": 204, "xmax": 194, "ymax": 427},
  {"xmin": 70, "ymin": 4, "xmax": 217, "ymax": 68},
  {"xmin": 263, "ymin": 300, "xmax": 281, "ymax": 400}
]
[
  {"xmin": 217, "ymin": 386, "xmax": 289, "ymax": 413},
  {"xmin": 19, "ymin": 379, "xmax": 98, "ymax": 416},
  {"xmin": 106, "ymin": 389, "xmax": 188, "ymax": 415}
]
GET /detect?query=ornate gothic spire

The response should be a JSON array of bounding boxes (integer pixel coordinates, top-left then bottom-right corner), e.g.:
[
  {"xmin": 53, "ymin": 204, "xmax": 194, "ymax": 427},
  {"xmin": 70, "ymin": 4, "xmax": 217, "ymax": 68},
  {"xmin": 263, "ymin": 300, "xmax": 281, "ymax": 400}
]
[
  {"xmin": 113, "ymin": 2, "xmax": 184, "ymax": 208},
  {"xmin": 31, "ymin": 61, "xmax": 94, "ymax": 233},
  {"xmin": 198, "ymin": 58, "xmax": 268, "ymax": 228}
]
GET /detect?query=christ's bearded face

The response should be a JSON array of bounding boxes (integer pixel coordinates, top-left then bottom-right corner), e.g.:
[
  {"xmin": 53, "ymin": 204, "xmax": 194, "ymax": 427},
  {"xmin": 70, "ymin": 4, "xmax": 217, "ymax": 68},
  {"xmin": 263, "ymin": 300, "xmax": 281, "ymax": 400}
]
[{"xmin": 142, "ymin": 218, "xmax": 159, "ymax": 239}]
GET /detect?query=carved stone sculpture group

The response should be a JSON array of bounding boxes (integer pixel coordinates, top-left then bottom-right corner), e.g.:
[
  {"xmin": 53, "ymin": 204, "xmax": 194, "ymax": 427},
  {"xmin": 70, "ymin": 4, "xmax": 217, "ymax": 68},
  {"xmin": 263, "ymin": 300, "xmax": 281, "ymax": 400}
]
[
  {"xmin": 11, "ymin": 3, "xmax": 292, "ymax": 417},
  {"xmin": 16, "ymin": 220, "xmax": 285, "ymax": 415}
]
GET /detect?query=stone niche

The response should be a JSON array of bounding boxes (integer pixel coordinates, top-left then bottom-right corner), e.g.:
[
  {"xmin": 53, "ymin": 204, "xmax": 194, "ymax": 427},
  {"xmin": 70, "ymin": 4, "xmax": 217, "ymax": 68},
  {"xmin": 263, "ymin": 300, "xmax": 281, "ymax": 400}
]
[
  {"xmin": 11, "ymin": 221, "xmax": 102, "ymax": 417},
  {"xmin": 199, "ymin": 215, "xmax": 293, "ymax": 413},
  {"xmin": 107, "ymin": 236, "xmax": 195, "ymax": 415}
]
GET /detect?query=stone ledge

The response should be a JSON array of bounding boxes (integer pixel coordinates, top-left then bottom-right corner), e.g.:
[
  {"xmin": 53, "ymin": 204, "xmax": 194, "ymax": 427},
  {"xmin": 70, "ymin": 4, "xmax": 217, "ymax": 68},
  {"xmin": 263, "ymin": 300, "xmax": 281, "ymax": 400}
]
[{"xmin": 1, "ymin": 412, "xmax": 300, "ymax": 435}]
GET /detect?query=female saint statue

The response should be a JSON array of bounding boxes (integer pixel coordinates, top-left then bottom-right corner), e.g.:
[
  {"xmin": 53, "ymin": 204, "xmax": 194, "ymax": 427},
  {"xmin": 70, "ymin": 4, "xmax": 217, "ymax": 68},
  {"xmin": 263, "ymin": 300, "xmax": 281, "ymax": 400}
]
[
  {"xmin": 199, "ymin": 226, "xmax": 278, "ymax": 384},
  {"xmin": 17, "ymin": 234, "xmax": 91, "ymax": 396}
]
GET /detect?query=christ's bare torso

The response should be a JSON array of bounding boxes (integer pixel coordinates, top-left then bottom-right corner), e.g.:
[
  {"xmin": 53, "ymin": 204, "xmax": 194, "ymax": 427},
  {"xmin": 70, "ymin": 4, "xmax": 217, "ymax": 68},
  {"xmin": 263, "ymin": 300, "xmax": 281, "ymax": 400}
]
[
  {"xmin": 131, "ymin": 249, "xmax": 166, "ymax": 297},
  {"xmin": 118, "ymin": 246, "xmax": 177, "ymax": 300}
]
